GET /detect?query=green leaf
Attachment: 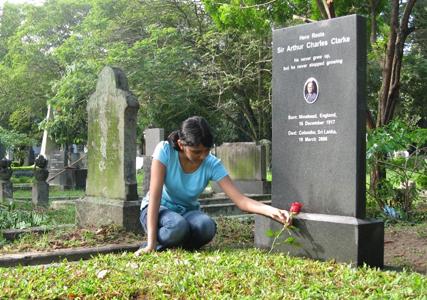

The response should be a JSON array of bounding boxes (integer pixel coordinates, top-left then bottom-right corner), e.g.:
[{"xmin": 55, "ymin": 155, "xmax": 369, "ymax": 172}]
[{"xmin": 265, "ymin": 228, "xmax": 275, "ymax": 238}]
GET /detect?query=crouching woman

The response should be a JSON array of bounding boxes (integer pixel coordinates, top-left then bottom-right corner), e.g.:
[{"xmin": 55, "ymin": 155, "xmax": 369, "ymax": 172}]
[{"xmin": 136, "ymin": 116, "xmax": 289, "ymax": 254}]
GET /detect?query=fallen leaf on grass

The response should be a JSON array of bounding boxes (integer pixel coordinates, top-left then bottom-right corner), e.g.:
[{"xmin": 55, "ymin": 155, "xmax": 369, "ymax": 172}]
[
  {"xmin": 126, "ymin": 262, "xmax": 139, "ymax": 269},
  {"xmin": 96, "ymin": 269, "xmax": 109, "ymax": 279},
  {"xmin": 174, "ymin": 259, "xmax": 190, "ymax": 266},
  {"xmin": 96, "ymin": 228, "xmax": 106, "ymax": 235}
]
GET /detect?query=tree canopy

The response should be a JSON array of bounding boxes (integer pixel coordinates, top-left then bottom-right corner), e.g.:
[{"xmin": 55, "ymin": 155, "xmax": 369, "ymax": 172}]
[{"xmin": 0, "ymin": 0, "xmax": 425, "ymax": 151}]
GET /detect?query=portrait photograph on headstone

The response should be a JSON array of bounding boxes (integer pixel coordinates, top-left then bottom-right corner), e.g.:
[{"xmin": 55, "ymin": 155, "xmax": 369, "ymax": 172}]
[
  {"xmin": 0, "ymin": 1, "xmax": 425, "ymax": 298},
  {"xmin": 303, "ymin": 77, "xmax": 319, "ymax": 104}
]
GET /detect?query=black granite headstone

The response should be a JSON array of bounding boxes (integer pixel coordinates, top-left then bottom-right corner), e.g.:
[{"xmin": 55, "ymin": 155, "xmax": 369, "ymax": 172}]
[{"xmin": 255, "ymin": 15, "xmax": 384, "ymax": 267}]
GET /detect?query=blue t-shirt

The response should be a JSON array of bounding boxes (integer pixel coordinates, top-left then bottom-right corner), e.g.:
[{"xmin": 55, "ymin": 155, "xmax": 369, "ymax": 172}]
[{"xmin": 140, "ymin": 141, "xmax": 228, "ymax": 214}]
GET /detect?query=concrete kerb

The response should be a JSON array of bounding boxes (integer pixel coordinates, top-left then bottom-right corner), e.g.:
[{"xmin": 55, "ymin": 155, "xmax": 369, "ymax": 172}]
[{"xmin": 0, "ymin": 243, "xmax": 141, "ymax": 268}]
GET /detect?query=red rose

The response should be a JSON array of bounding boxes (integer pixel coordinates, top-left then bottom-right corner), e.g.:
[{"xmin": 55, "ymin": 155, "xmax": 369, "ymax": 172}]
[
  {"xmin": 289, "ymin": 202, "xmax": 303, "ymax": 214},
  {"xmin": 269, "ymin": 201, "xmax": 304, "ymax": 252}
]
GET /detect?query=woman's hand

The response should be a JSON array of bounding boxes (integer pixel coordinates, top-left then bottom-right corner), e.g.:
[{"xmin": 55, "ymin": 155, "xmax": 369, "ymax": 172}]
[
  {"xmin": 134, "ymin": 243, "xmax": 157, "ymax": 256},
  {"xmin": 270, "ymin": 208, "xmax": 291, "ymax": 225}
]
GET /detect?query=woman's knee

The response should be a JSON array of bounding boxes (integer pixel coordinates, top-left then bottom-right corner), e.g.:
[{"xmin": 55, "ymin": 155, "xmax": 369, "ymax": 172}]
[
  {"xmin": 158, "ymin": 216, "xmax": 190, "ymax": 247},
  {"xmin": 185, "ymin": 212, "xmax": 217, "ymax": 241}
]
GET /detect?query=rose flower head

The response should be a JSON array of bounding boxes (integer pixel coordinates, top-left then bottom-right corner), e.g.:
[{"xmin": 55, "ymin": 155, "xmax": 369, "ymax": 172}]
[{"xmin": 289, "ymin": 202, "xmax": 303, "ymax": 214}]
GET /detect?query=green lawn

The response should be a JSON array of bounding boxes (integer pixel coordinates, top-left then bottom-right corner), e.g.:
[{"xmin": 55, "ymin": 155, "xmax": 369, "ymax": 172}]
[
  {"xmin": 0, "ymin": 217, "xmax": 426, "ymax": 299},
  {"xmin": 13, "ymin": 188, "xmax": 85, "ymax": 199},
  {"xmin": 0, "ymin": 248, "xmax": 425, "ymax": 299}
]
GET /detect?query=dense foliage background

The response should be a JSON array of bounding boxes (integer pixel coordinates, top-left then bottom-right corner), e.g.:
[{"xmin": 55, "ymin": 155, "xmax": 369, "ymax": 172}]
[{"xmin": 0, "ymin": 0, "xmax": 425, "ymax": 146}]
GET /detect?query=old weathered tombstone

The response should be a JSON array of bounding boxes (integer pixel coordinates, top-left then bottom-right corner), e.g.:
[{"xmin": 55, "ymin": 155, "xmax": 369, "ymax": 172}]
[
  {"xmin": 0, "ymin": 159, "xmax": 13, "ymax": 203},
  {"xmin": 141, "ymin": 156, "xmax": 152, "ymax": 198},
  {"xmin": 52, "ymin": 145, "xmax": 87, "ymax": 190},
  {"xmin": 255, "ymin": 15, "xmax": 384, "ymax": 267},
  {"xmin": 59, "ymin": 168, "xmax": 88, "ymax": 190},
  {"xmin": 75, "ymin": 66, "xmax": 140, "ymax": 232},
  {"xmin": 259, "ymin": 139, "xmax": 272, "ymax": 172},
  {"xmin": 144, "ymin": 128, "xmax": 164, "ymax": 156},
  {"xmin": 32, "ymin": 155, "xmax": 49, "ymax": 207},
  {"xmin": 47, "ymin": 149, "xmax": 66, "ymax": 186},
  {"xmin": 139, "ymin": 128, "xmax": 164, "ymax": 196},
  {"xmin": 40, "ymin": 105, "xmax": 58, "ymax": 165},
  {"xmin": 212, "ymin": 142, "xmax": 269, "ymax": 194}
]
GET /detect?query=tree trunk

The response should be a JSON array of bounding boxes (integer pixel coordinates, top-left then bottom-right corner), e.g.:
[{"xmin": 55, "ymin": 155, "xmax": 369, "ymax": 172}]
[
  {"xmin": 324, "ymin": 0, "xmax": 336, "ymax": 18},
  {"xmin": 315, "ymin": 0, "xmax": 328, "ymax": 19},
  {"xmin": 370, "ymin": 153, "xmax": 386, "ymax": 208},
  {"xmin": 369, "ymin": 0, "xmax": 380, "ymax": 44},
  {"xmin": 316, "ymin": 0, "xmax": 335, "ymax": 19},
  {"xmin": 377, "ymin": 0, "xmax": 416, "ymax": 127},
  {"xmin": 371, "ymin": 0, "xmax": 417, "ymax": 203}
]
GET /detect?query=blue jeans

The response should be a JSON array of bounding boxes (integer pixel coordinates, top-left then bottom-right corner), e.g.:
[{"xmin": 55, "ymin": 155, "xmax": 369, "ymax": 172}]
[{"xmin": 140, "ymin": 206, "xmax": 217, "ymax": 250}]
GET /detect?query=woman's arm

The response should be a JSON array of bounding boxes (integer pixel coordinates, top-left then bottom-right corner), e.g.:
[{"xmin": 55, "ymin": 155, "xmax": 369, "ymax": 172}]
[
  {"xmin": 139, "ymin": 159, "xmax": 166, "ymax": 253},
  {"xmin": 217, "ymin": 176, "xmax": 290, "ymax": 224}
]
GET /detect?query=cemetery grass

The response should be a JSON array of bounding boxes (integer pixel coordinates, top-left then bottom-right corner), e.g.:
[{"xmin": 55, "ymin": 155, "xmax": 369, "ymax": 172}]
[
  {"xmin": 13, "ymin": 188, "xmax": 85, "ymax": 198},
  {"xmin": 1, "ymin": 202, "xmax": 426, "ymax": 274},
  {"xmin": 0, "ymin": 224, "xmax": 141, "ymax": 254},
  {"xmin": 0, "ymin": 218, "xmax": 426, "ymax": 298}
]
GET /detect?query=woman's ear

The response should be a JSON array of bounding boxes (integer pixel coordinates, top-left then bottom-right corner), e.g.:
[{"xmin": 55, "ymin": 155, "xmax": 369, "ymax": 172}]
[{"xmin": 177, "ymin": 139, "xmax": 184, "ymax": 150}]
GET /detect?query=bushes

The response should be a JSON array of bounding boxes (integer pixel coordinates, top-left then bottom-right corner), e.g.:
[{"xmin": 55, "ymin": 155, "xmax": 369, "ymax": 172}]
[
  {"xmin": 367, "ymin": 119, "xmax": 427, "ymax": 220},
  {"xmin": 10, "ymin": 176, "xmax": 33, "ymax": 184},
  {"xmin": 0, "ymin": 203, "xmax": 50, "ymax": 230}
]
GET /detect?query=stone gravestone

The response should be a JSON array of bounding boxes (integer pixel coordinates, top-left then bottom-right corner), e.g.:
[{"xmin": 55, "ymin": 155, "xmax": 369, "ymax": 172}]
[
  {"xmin": 259, "ymin": 139, "xmax": 272, "ymax": 172},
  {"xmin": 144, "ymin": 128, "xmax": 164, "ymax": 156},
  {"xmin": 140, "ymin": 128, "xmax": 164, "ymax": 197},
  {"xmin": 47, "ymin": 149, "xmax": 66, "ymax": 186},
  {"xmin": 32, "ymin": 155, "xmax": 49, "ymax": 207},
  {"xmin": 255, "ymin": 15, "xmax": 384, "ymax": 267},
  {"xmin": 141, "ymin": 156, "xmax": 152, "ymax": 198},
  {"xmin": 212, "ymin": 142, "xmax": 269, "ymax": 194},
  {"xmin": 76, "ymin": 66, "xmax": 140, "ymax": 232},
  {"xmin": 0, "ymin": 159, "xmax": 13, "ymax": 203}
]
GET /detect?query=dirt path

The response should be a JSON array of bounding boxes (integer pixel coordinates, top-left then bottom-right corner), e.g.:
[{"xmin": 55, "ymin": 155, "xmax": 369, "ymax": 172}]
[{"xmin": 384, "ymin": 222, "xmax": 427, "ymax": 274}]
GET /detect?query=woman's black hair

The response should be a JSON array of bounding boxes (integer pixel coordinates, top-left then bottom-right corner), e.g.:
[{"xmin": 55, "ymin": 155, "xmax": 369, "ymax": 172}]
[{"xmin": 167, "ymin": 116, "xmax": 214, "ymax": 151}]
